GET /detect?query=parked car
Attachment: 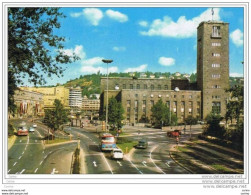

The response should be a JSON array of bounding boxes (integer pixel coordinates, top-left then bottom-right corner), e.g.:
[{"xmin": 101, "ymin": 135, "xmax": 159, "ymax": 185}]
[
  {"xmin": 136, "ymin": 139, "xmax": 148, "ymax": 149},
  {"xmin": 110, "ymin": 148, "xmax": 124, "ymax": 160},
  {"xmin": 33, "ymin": 123, "xmax": 37, "ymax": 128},
  {"xmin": 29, "ymin": 127, "xmax": 35, "ymax": 132}
]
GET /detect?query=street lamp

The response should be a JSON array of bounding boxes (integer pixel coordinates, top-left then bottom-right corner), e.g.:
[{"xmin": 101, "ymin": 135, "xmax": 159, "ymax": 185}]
[{"xmin": 102, "ymin": 59, "xmax": 113, "ymax": 132}]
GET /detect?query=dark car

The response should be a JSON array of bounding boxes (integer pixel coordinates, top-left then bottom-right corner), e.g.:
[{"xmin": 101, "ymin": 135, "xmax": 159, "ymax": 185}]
[{"xmin": 136, "ymin": 140, "xmax": 148, "ymax": 149}]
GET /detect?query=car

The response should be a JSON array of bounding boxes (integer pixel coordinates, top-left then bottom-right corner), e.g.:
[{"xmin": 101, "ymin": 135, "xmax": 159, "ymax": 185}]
[
  {"xmin": 110, "ymin": 148, "xmax": 124, "ymax": 160},
  {"xmin": 29, "ymin": 127, "xmax": 35, "ymax": 132},
  {"xmin": 136, "ymin": 139, "xmax": 148, "ymax": 149},
  {"xmin": 33, "ymin": 124, "xmax": 37, "ymax": 128}
]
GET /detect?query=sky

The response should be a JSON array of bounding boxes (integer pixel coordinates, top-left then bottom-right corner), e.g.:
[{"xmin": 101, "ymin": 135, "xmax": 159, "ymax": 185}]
[{"xmin": 28, "ymin": 7, "xmax": 244, "ymax": 86}]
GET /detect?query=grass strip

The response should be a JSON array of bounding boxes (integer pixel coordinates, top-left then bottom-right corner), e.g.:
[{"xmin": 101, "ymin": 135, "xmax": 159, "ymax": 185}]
[
  {"xmin": 117, "ymin": 141, "xmax": 137, "ymax": 154},
  {"xmin": 45, "ymin": 139, "xmax": 70, "ymax": 145}
]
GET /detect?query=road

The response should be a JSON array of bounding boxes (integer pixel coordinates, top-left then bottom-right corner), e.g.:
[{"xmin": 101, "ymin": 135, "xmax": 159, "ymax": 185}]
[
  {"xmin": 66, "ymin": 126, "xmax": 191, "ymax": 174},
  {"xmin": 8, "ymin": 120, "xmax": 198, "ymax": 174},
  {"xmin": 8, "ymin": 119, "xmax": 76, "ymax": 174}
]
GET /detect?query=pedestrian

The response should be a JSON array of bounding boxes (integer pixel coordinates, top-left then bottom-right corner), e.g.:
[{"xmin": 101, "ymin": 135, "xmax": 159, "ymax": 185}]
[{"xmin": 176, "ymin": 136, "xmax": 179, "ymax": 145}]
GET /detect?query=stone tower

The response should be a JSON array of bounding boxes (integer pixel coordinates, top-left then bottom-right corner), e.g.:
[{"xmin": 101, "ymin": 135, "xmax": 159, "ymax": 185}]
[{"xmin": 197, "ymin": 21, "xmax": 229, "ymax": 119}]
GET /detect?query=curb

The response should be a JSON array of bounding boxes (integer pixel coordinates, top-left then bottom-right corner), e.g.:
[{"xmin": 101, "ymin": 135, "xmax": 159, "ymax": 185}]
[{"xmin": 169, "ymin": 145, "xmax": 194, "ymax": 174}]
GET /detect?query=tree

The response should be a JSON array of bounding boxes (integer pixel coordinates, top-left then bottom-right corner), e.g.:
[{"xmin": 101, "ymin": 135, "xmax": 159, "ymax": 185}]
[
  {"xmin": 44, "ymin": 99, "xmax": 69, "ymax": 133},
  {"xmin": 8, "ymin": 8, "xmax": 79, "ymax": 114},
  {"xmin": 225, "ymin": 85, "xmax": 244, "ymax": 126},
  {"xmin": 204, "ymin": 112, "xmax": 225, "ymax": 138},
  {"xmin": 151, "ymin": 99, "xmax": 177, "ymax": 128},
  {"xmin": 184, "ymin": 116, "xmax": 197, "ymax": 139},
  {"xmin": 107, "ymin": 97, "xmax": 124, "ymax": 131}
]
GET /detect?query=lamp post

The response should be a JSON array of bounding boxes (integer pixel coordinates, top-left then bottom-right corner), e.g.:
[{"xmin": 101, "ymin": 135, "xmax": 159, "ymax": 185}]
[{"xmin": 102, "ymin": 59, "xmax": 113, "ymax": 132}]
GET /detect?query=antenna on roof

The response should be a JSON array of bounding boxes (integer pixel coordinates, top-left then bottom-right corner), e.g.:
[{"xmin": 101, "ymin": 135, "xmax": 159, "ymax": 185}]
[{"xmin": 211, "ymin": 8, "xmax": 214, "ymax": 21}]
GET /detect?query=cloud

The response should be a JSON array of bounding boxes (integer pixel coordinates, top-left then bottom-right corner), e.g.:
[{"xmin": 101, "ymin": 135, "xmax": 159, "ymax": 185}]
[
  {"xmin": 113, "ymin": 46, "xmax": 126, "ymax": 52},
  {"xmin": 61, "ymin": 45, "xmax": 86, "ymax": 59},
  {"xmin": 81, "ymin": 66, "xmax": 118, "ymax": 74},
  {"xmin": 105, "ymin": 9, "xmax": 128, "ymax": 23},
  {"xmin": 124, "ymin": 64, "xmax": 148, "ymax": 72},
  {"xmin": 140, "ymin": 8, "xmax": 221, "ymax": 38},
  {"xmin": 83, "ymin": 8, "xmax": 104, "ymax": 26},
  {"xmin": 81, "ymin": 57, "xmax": 104, "ymax": 66},
  {"xmin": 80, "ymin": 56, "xmax": 119, "ymax": 74},
  {"xmin": 230, "ymin": 29, "xmax": 243, "ymax": 47},
  {"xmin": 230, "ymin": 72, "xmax": 243, "ymax": 77},
  {"xmin": 158, "ymin": 57, "xmax": 175, "ymax": 66},
  {"xmin": 139, "ymin": 21, "xmax": 148, "ymax": 27},
  {"xmin": 70, "ymin": 12, "xmax": 82, "ymax": 18}
]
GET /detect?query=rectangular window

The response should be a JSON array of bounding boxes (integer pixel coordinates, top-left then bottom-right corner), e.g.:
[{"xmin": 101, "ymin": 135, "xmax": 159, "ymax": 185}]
[
  {"xmin": 166, "ymin": 101, "xmax": 170, "ymax": 107},
  {"xmin": 212, "ymin": 42, "xmax": 221, "ymax": 46},
  {"xmin": 144, "ymin": 84, "xmax": 147, "ymax": 89},
  {"xmin": 158, "ymin": 85, "xmax": 161, "ymax": 90},
  {"xmin": 127, "ymin": 107, "xmax": 130, "ymax": 112},
  {"xmin": 212, "ymin": 53, "xmax": 220, "ymax": 57},
  {"xmin": 173, "ymin": 101, "xmax": 177, "ymax": 113},
  {"xmin": 212, "ymin": 85, "xmax": 221, "ymax": 89},
  {"xmin": 137, "ymin": 84, "xmax": 140, "ymax": 89},
  {"xmin": 150, "ymin": 100, "xmax": 154, "ymax": 107},
  {"xmin": 143, "ymin": 100, "xmax": 146, "ymax": 106},
  {"xmin": 212, "ymin": 26, "xmax": 221, "ymax": 37},
  {"xmin": 130, "ymin": 84, "xmax": 133, "ymax": 89},
  {"xmin": 212, "ymin": 102, "xmax": 221, "ymax": 114},
  {"xmin": 212, "ymin": 64, "xmax": 221, "ymax": 68},
  {"xmin": 127, "ymin": 100, "xmax": 131, "ymax": 107},
  {"xmin": 212, "ymin": 74, "xmax": 221, "ymax": 78},
  {"xmin": 164, "ymin": 85, "xmax": 168, "ymax": 90},
  {"xmin": 123, "ymin": 84, "xmax": 126, "ymax": 89},
  {"xmin": 143, "ymin": 107, "xmax": 146, "ymax": 113},
  {"xmin": 151, "ymin": 85, "xmax": 154, "ymax": 90},
  {"xmin": 188, "ymin": 101, "xmax": 193, "ymax": 115},
  {"xmin": 135, "ymin": 94, "xmax": 138, "ymax": 98}
]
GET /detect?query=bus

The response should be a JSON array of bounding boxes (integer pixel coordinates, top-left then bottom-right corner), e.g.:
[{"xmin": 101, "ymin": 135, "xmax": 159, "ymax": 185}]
[
  {"xmin": 17, "ymin": 122, "xmax": 28, "ymax": 136},
  {"xmin": 100, "ymin": 133, "xmax": 116, "ymax": 151}
]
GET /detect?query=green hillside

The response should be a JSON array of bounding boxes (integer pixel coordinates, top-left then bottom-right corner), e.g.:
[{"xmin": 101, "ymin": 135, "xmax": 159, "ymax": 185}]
[{"xmin": 62, "ymin": 72, "xmax": 243, "ymax": 98}]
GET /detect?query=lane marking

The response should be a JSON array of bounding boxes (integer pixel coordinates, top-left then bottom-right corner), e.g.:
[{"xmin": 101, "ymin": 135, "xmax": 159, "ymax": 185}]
[
  {"xmin": 124, "ymin": 156, "xmax": 143, "ymax": 174},
  {"xmin": 20, "ymin": 169, "xmax": 25, "ymax": 174},
  {"xmin": 8, "ymin": 169, "xmax": 11, "ymax": 173},
  {"xmin": 19, "ymin": 140, "xmax": 22, "ymax": 143},
  {"xmin": 34, "ymin": 168, "xmax": 38, "ymax": 173},
  {"xmin": 22, "ymin": 152, "xmax": 24, "ymax": 155},
  {"xmin": 117, "ymin": 161, "xmax": 122, "ymax": 166},
  {"xmin": 40, "ymin": 161, "xmax": 43, "ymax": 165},
  {"xmin": 93, "ymin": 161, "xmax": 97, "ymax": 167},
  {"xmin": 165, "ymin": 162, "xmax": 170, "ymax": 167},
  {"xmin": 13, "ymin": 162, "xmax": 17, "ymax": 166},
  {"xmin": 18, "ymin": 156, "xmax": 22, "ymax": 160},
  {"xmin": 150, "ymin": 145, "xmax": 166, "ymax": 174},
  {"xmin": 101, "ymin": 153, "xmax": 113, "ymax": 174},
  {"xmin": 142, "ymin": 161, "xmax": 147, "ymax": 167},
  {"xmin": 51, "ymin": 168, "xmax": 58, "ymax": 174}
]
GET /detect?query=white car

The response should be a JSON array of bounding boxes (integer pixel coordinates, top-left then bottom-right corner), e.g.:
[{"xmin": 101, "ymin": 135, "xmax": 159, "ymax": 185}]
[
  {"xmin": 110, "ymin": 148, "xmax": 123, "ymax": 160},
  {"xmin": 29, "ymin": 127, "xmax": 35, "ymax": 132},
  {"xmin": 33, "ymin": 124, "xmax": 37, "ymax": 128}
]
